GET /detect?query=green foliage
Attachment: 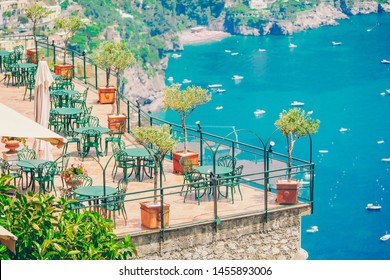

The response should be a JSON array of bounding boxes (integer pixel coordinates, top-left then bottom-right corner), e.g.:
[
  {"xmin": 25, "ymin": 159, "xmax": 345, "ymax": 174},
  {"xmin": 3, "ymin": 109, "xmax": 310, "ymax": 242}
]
[
  {"xmin": 0, "ymin": 176, "xmax": 137, "ymax": 260},
  {"xmin": 18, "ymin": 16, "xmax": 29, "ymax": 25},
  {"xmin": 133, "ymin": 125, "xmax": 177, "ymax": 203},
  {"xmin": 60, "ymin": 0, "xmax": 70, "ymax": 10},
  {"xmin": 275, "ymin": 108, "xmax": 319, "ymax": 179},
  {"xmin": 163, "ymin": 84, "xmax": 211, "ymax": 153}
]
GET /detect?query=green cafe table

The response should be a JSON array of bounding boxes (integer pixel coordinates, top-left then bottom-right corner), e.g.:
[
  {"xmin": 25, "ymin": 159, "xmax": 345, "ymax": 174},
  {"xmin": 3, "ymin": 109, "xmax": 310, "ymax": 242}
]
[
  {"xmin": 16, "ymin": 159, "xmax": 51, "ymax": 192},
  {"xmin": 52, "ymin": 107, "xmax": 82, "ymax": 136},
  {"xmin": 50, "ymin": 89, "xmax": 79, "ymax": 108},
  {"xmin": 124, "ymin": 147, "xmax": 150, "ymax": 181},
  {"xmin": 195, "ymin": 165, "xmax": 233, "ymax": 198},
  {"xmin": 73, "ymin": 185, "xmax": 117, "ymax": 213},
  {"xmin": 74, "ymin": 126, "xmax": 110, "ymax": 135}
]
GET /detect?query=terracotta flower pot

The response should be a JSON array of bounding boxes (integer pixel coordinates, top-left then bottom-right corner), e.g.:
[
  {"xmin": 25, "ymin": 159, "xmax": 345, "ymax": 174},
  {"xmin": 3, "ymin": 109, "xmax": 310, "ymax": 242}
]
[
  {"xmin": 275, "ymin": 179, "xmax": 299, "ymax": 205},
  {"xmin": 98, "ymin": 86, "xmax": 116, "ymax": 104},
  {"xmin": 4, "ymin": 140, "xmax": 20, "ymax": 154},
  {"xmin": 54, "ymin": 64, "xmax": 73, "ymax": 79},
  {"xmin": 107, "ymin": 114, "xmax": 126, "ymax": 133},
  {"xmin": 140, "ymin": 201, "xmax": 170, "ymax": 229},
  {"xmin": 172, "ymin": 150, "xmax": 199, "ymax": 174}
]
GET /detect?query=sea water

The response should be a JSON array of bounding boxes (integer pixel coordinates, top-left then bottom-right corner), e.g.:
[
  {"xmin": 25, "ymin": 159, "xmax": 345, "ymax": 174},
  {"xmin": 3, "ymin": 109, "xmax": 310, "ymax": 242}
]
[{"xmin": 155, "ymin": 13, "xmax": 390, "ymax": 260}]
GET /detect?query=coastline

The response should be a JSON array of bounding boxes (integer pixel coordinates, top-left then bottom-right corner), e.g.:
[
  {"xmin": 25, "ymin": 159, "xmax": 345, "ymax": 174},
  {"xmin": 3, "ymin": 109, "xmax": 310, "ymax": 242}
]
[{"xmin": 179, "ymin": 29, "xmax": 231, "ymax": 45}]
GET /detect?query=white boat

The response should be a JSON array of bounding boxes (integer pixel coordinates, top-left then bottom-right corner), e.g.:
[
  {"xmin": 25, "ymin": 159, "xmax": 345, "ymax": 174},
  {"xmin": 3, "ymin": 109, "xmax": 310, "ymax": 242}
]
[
  {"xmin": 225, "ymin": 50, "xmax": 231, "ymax": 53},
  {"xmin": 254, "ymin": 109, "xmax": 266, "ymax": 116},
  {"xmin": 366, "ymin": 203, "xmax": 382, "ymax": 210},
  {"xmin": 182, "ymin": 79, "xmax": 192, "ymax": 84},
  {"xmin": 167, "ymin": 76, "xmax": 174, "ymax": 82},
  {"xmin": 306, "ymin": 226, "xmax": 319, "ymax": 233},
  {"xmin": 172, "ymin": 53, "xmax": 181, "ymax": 58},
  {"xmin": 304, "ymin": 173, "xmax": 311, "ymax": 180},
  {"xmin": 216, "ymin": 89, "xmax": 226, "ymax": 93},
  {"xmin": 380, "ymin": 92, "xmax": 386, "ymax": 96},
  {"xmin": 381, "ymin": 59, "xmax": 390, "ymax": 64},
  {"xmin": 339, "ymin": 127, "xmax": 349, "ymax": 133},
  {"xmin": 231, "ymin": 52, "xmax": 239, "ymax": 56},
  {"xmin": 377, "ymin": 140, "xmax": 385, "ymax": 144},
  {"xmin": 289, "ymin": 43, "xmax": 297, "ymax": 48},
  {"xmin": 332, "ymin": 41, "xmax": 342, "ymax": 46},
  {"xmin": 216, "ymin": 106, "xmax": 223, "ymax": 110},
  {"xmin": 232, "ymin": 75, "xmax": 244, "ymax": 80},
  {"xmin": 258, "ymin": 49, "xmax": 266, "ymax": 52},
  {"xmin": 386, "ymin": 89, "xmax": 390, "ymax": 93},
  {"xmin": 291, "ymin": 101, "xmax": 304, "ymax": 106},
  {"xmin": 307, "ymin": 110, "xmax": 314, "ymax": 115},
  {"xmin": 381, "ymin": 158, "xmax": 390, "ymax": 162},
  {"xmin": 319, "ymin": 150, "xmax": 329, "ymax": 153},
  {"xmin": 208, "ymin": 84, "xmax": 223, "ymax": 88},
  {"xmin": 380, "ymin": 233, "xmax": 390, "ymax": 241}
]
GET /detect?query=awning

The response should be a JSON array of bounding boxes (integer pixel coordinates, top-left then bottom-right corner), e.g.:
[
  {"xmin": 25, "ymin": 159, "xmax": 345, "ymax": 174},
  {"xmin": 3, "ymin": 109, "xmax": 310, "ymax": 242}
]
[
  {"xmin": 0, "ymin": 103, "xmax": 66, "ymax": 148},
  {"xmin": 0, "ymin": 225, "xmax": 17, "ymax": 254}
]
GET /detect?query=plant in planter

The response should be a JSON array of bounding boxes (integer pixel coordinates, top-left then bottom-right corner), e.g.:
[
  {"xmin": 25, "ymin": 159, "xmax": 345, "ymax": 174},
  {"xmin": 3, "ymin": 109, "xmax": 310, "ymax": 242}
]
[
  {"xmin": 133, "ymin": 125, "xmax": 177, "ymax": 229},
  {"xmin": 53, "ymin": 16, "xmax": 84, "ymax": 77},
  {"xmin": 274, "ymin": 108, "xmax": 319, "ymax": 204},
  {"xmin": 25, "ymin": 4, "xmax": 50, "ymax": 63},
  {"xmin": 162, "ymin": 84, "xmax": 212, "ymax": 174}
]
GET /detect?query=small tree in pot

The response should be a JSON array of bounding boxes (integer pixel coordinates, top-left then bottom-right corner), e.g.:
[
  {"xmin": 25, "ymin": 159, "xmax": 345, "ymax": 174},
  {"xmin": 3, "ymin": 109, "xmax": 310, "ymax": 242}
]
[
  {"xmin": 25, "ymin": 4, "xmax": 50, "ymax": 63},
  {"xmin": 53, "ymin": 16, "xmax": 84, "ymax": 76},
  {"xmin": 162, "ymin": 84, "xmax": 212, "ymax": 173},
  {"xmin": 274, "ymin": 108, "xmax": 319, "ymax": 204},
  {"xmin": 133, "ymin": 125, "xmax": 177, "ymax": 229}
]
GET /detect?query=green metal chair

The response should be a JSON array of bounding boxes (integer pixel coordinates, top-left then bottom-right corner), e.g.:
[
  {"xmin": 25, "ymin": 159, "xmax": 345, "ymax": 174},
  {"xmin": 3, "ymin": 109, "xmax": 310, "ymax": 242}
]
[
  {"xmin": 104, "ymin": 120, "xmax": 125, "ymax": 155},
  {"xmin": 217, "ymin": 155, "xmax": 237, "ymax": 175},
  {"xmin": 53, "ymin": 154, "xmax": 70, "ymax": 190},
  {"xmin": 220, "ymin": 165, "xmax": 244, "ymax": 204},
  {"xmin": 24, "ymin": 72, "xmax": 35, "ymax": 101},
  {"xmin": 62, "ymin": 131, "xmax": 81, "ymax": 156},
  {"xmin": 48, "ymin": 110, "xmax": 65, "ymax": 133},
  {"xmin": 106, "ymin": 178, "xmax": 128, "ymax": 226},
  {"xmin": 34, "ymin": 161, "xmax": 57, "ymax": 195},
  {"xmin": 73, "ymin": 106, "xmax": 92, "ymax": 129},
  {"xmin": 0, "ymin": 158, "xmax": 23, "ymax": 187},
  {"xmin": 81, "ymin": 129, "xmax": 102, "ymax": 161},
  {"xmin": 112, "ymin": 150, "xmax": 137, "ymax": 182},
  {"xmin": 88, "ymin": 116, "xmax": 100, "ymax": 127},
  {"xmin": 67, "ymin": 174, "xmax": 93, "ymax": 212},
  {"xmin": 17, "ymin": 147, "xmax": 36, "ymax": 161},
  {"xmin": 183, "ymin": 170, "xmax": 207, "ymax": 205},
  {"xmin": 179, "ymin": 156, "xmax": 193, "ymax": 195}
]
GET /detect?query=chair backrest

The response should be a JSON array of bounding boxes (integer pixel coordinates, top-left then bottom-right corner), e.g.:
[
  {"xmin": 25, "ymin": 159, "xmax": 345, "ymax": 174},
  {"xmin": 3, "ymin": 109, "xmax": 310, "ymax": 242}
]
[
  {"xmin": 233, "ymin": 165, "xmax": 244, "ymax": 183},
  {"xmin": 115, "ymin": 150, "xmax": 135, "ymax": 165},
  {"xmin": 71, "ymin": 174, "xmax": 92, "ymax": 189},
  {"xmin": 36, "ymin": 161, "xmax": 56, "ymax": 180},
  {"xmin": 188, "ymin": 170, "xmax": 205, "ymax": 188},
  {"xmin": 54, "ymin": 154, "xmax": 70, "ymax": 173},
  {"xmin": 112, "ymin": 140, "xmax": 126, "ymax": 154},
  {"xmin": 82, "ymin": 87, "xmax": 89, "ymax": 101},
  {"xmin": 17, "ymin": 148, "xmax": 36, "ymax": 160},
  {"xmin": 88, "ymin": 116, "xmax": 100, "ymax": 127},
  {"xmin": 217, "ymin": 155, "xmax": 236, "ymax": 169},
  {"xmin": 179, "ymin": 157, "xmax": 193, "ymax": 175}
]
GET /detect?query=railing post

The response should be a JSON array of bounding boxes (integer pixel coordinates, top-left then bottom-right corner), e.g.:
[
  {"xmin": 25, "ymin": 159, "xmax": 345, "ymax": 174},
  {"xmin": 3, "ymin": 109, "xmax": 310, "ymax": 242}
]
[
  {"xmin": 35, "ymin": 40, "xmax": 38, "ymax": 64},
  {"xmin": 136, "ymin": 100, "xmax": 141, "ymax": 128},
  {"xmin": 159, "ymin": 160, "xmax": 165, "ymax": 241},
  {"xmin": 231, "ymin": 141, "xmax": 235, "ymax": 169},
  {"xmin": 82, "ymin": 51, "xmax": 87, "ymax": 84},
  {"xmin": 95, "ymin": 64, "xmax": 98, "ymax": 89},
  {"xmin": 199, "ymin": 130, "xmax": 203, "ymax": 166},
  {"xmin": 52, "ymin": 40, "xmax": 56, "ymax": 66},
  {"xmin": 71, "ymin": 51, "xmax": 75, "ymax": 77}
]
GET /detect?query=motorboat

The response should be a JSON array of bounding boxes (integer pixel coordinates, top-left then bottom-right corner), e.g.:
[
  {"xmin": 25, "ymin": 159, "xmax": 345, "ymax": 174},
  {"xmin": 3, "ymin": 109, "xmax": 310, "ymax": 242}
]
[
  {"xmin": 208, "ymin": 84, "xmax": 222, "ymax": 88},
  {"xmin": 291, "ymin": 101, "xmax": 304, "ymax": 106},
  {"xmin": 377, "ymin": 140, "xmax": 385, "ymax": 144},
  {"xmin": 319, "ymin": 150, "xmax": 329, "ymax": 154},
  {"xmin": 258, "ymin": 49, "xmax": 266, "ymax": 52},
  {"xmin": 381, "ymin": 59, "xmax": 390, "ymax": 64},
  {"xmin": 232, "ymin": 75, "xmax": 244, "ymax": 80},
  {"xmin": 216, "ymin": 106, "xmax": 223, "ymax": 110},
  {"xmin": 307, "ymin": 110, "xmax": 314, "ymax": 115},
  {"xmin": 225, "ymin": 50, "xmax": 231, "ymax": 53},
  {"xmin": 306, "ymin": 226, "xmax": 319, "ymax": 233},
  {"xmin": 182, "ymin": 79, "xmax": 192, "ymax": 84},
  {"xmin": 380, "ymin": 233, "xmax": 390, "ymax": 241},
  {"xmin": 289, "ymin": 43, "xmax": 297, "ymax": 48},
  {"xmin": 332, "ymin": 41, "xmax": 342, "ymax": 46},
  {"xmin": 380, "ymin": 92, "xmax": 386, "ymax": 96},
  {"xmin": 339, "ymin": 127, "xmax": 349, "ymax": 133},
  {"xmin": 381, "ymin": 158, "xmax": 390, "ymax": 162},
  {"xmin": 366, "ymin": 203, "xmax": 381, "ymax": 210},
  {"xmin": 386, "ymin": 89, "xmax": 390, "ymax": 94},
  {"xmin": 231, "ymin": 52, "xmax": 239, "ymax": 56},
  {"xmin": 167, "ymin": 76, "xmax": 174, "ymax": 82},
  {"xmin": 254, "ymin": 109, "xmax": 266, "ymax": 116},
  {"xmin": 216, "ymin": 89, "xmax": 226, "ymax": 93},
  {"xmin": 172, "ymin": 53, "xmax": 181, "ymax": 58}
]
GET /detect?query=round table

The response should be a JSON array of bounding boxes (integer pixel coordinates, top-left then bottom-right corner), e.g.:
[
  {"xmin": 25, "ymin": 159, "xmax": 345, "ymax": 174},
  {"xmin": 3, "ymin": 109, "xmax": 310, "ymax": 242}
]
[
  {"xmin": 50, "ymin": 89, "xmax": 79, "ymax": 108},
  {"xmin": 195, "ymin": 165, "xmax": 233, "ymax": 176},
  {"xmin": 53, "ymin": 107, "xmax": 82, "ymax": 136},
  {"xmin": 18, "ymin": 63, "xmax": 37, "ymax": 69},
  {"xmin": 73, "ymin": 185, "xmax": 117, "ymax": 197},
  {"xmin": 124, "ymin": 148, "xmax": 150, "ymax": 181},
  {"xmin": 74, "ymin": 126, "xmax": 110, "ymax": 135},
  {"xmin": 16, "ymin": 159, "xmax": 51, "ymax": 191}
]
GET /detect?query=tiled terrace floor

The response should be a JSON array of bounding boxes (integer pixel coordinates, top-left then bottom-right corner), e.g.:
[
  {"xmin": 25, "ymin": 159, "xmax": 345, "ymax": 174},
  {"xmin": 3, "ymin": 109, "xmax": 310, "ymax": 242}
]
[{"xmin": 0, "ymin": 72, "xmax": 302, "ymax": 236}]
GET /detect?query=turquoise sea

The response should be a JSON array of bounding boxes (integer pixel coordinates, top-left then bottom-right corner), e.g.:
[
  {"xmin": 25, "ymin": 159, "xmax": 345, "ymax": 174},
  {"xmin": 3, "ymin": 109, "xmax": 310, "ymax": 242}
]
[{"xmin": 155, "ymin": 13, "xmax": 390, "ymax": 260}]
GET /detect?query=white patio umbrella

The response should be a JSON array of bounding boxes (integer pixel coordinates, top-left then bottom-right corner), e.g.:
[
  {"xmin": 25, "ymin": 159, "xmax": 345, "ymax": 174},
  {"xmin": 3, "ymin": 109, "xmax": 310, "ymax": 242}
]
[{"xmin": 32, "ymin": 60, "xmax": 55, "ymax": 160}]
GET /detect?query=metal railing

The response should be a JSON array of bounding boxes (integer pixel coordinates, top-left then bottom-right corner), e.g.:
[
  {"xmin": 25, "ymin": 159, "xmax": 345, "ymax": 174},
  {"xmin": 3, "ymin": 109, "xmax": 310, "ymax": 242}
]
[{"xmin": 1, "ymin": 35, "xmax": 315, "ymax": 238}]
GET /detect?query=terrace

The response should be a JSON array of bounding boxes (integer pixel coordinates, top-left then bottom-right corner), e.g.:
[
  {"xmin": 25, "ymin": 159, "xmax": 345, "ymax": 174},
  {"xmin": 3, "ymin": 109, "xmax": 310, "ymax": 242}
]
[{"xmin": 0, "ymin": 36, "xmax": 314, "ymax": 258}]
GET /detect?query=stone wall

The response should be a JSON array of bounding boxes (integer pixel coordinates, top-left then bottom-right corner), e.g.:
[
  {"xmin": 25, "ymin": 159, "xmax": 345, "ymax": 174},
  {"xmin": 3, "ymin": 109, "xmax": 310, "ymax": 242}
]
[{"xmin": 130, "ymin": 205, "xmax": 311, "ymax": 260}]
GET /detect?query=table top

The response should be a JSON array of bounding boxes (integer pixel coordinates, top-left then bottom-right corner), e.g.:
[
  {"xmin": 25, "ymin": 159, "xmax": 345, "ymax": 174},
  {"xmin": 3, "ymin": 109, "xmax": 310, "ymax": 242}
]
[
  {"xmin": 0, "ymin": 51, "xmax": 11, "ymax": 56},
  {"xmin": 53, "ymin": 107, "xmax": 82, "ymax": 116},
  {"xmin": 50, "ymin": 89, "xmax": 79, "ymax": 95},
  {"xmin": 195, "ymin": 165, "xmax": 233, "ymax": 176},
  {"xmin": 16, "ymin": 159, "xmax": 51, "ymax": 169},
  {"xmin": 18, "ymin": 63, "xmax": 37, "ymax": 69},
  {"xmin": 74, "ymin": 185, "xmax": 117, "ymax": 197},
  {"xmin": 74, "ymin": 126, "xmax": 110, "ymax": 134},
  {"xmin": 124, "ymin": 147, "xmax": 150, "ymax": 158}
]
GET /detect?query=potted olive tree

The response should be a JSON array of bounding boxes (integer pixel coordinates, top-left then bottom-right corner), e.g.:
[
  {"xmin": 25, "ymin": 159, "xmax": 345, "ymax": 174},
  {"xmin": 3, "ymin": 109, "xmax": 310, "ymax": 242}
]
[
  {"xmin": 133, "ymin": 125, "xmax": 177, "ymax": 229},
  {"xmin": 274, "ymin": 108, "xmax": 319, "ymax": 204},
  {"xmin": 102, "ymin": 42, "xmax": 136, "ymax": 132},
  {"xmin": 163, "ymin": 84, "xmax": 212, "ymax": 174},
  {"xmin": 53, "ymin": 16, "xmax": 84, "ymax": 78},
  {"xmin": 25, "ymin": 4, "xmax": 50, "ymax": 63}
]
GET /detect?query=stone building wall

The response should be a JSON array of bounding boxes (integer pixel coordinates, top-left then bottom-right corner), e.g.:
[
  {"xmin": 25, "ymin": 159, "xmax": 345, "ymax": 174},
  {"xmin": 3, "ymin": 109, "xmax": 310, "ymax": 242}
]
[{"xmin": 130, "ymin": 205, "xmax": 311, "ymax": 260}]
